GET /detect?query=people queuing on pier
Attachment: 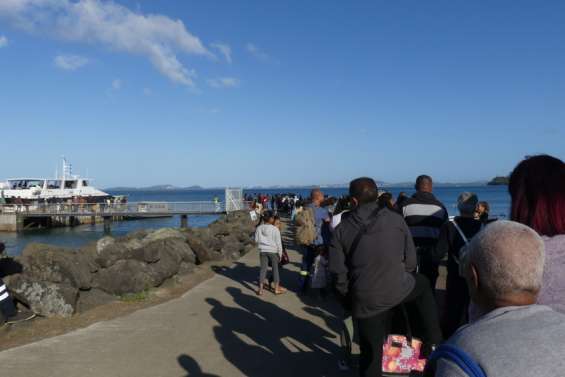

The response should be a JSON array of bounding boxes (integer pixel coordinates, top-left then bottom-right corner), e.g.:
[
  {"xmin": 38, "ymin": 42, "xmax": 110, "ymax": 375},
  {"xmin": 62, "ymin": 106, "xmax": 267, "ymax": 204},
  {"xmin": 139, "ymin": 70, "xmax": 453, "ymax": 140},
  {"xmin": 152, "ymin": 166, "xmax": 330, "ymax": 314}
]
[{"xmin": 247, "ymin": 153, "xmax": 563, "ymax": 376}]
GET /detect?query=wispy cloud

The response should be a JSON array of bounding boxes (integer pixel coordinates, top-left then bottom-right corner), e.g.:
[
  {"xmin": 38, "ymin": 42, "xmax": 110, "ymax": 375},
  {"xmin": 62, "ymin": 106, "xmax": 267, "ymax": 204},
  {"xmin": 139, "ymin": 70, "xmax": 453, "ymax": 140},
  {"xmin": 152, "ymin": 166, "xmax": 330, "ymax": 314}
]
[
  {"xmin": 54, "ymin": 54, "xmax": 89, "ymax": 70},
  {"xmin": 0, "ymin": 35, "xmax": 8, "ymax": 48},
  {"xmin": 207, "ymin": 77, "xmax": 241, "ymax": 89},
  {"xmin": 0, "ymin": 0, "xmax": 213, "ymax": 86},
  {"xmin": 111, "ymin": 79, "xmax": 122, "ymax": 90},
  {"xmin": 246, "ymin": 43, "xmax": 269, "ymax": 61},
  {"xmin": 211, "ymin": 42, "xmax": 232, "ymax": 64}
]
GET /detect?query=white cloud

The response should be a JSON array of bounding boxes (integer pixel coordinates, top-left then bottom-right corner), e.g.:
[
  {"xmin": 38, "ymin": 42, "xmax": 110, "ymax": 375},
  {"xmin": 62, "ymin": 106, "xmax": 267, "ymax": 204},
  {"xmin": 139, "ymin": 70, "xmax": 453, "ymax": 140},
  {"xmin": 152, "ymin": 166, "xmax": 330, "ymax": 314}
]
[
  {"xmin": 207, "ymin": 77, "xmax": 240, "ymax": 89},
  {"xmin": 246, "ymin": 42, "xmax": 269, "ymax": 61},
  {"xmin": 0, "ymin": 35, "xmax": 8, "ymax": 48},
  {"xmin": 211, "ymin": 42, "xmax": 232, "ymax": 64},
  {"xmin": 112, "ymin": 79, "xmax": 122, "ymax": 90},
  {"xmin": 54, "ymin": 54, "xmax": 89, "ymax": 70},
  {"xmin": 0, "ymin": 0, "xmax": 213, "ymax": 86}
]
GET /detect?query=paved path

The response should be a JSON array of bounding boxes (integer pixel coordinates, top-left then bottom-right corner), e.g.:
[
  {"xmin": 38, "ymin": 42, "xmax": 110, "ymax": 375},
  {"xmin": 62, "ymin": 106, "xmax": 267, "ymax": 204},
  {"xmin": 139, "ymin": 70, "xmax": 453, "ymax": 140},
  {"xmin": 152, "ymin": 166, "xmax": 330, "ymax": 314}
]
[{"xmin": 0, "ymin": 227, "xmax": 354, "ymax": 377}]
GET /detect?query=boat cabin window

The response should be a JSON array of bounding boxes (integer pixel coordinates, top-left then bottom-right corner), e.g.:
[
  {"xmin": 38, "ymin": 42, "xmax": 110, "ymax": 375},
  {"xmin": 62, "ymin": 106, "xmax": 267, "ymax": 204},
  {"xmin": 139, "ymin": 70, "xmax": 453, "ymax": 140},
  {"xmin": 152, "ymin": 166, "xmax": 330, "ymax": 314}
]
[
  {"xmin": 9, "ymin": 180, "xmax": 43, "ymax": 189},
  {"xmin": 82, "ymin": 180, "xmax": 88, "ymax": 187},
  {"xmin": 64, "ymin": 180, "xmax": 78, "ymax": 189},
  {"xmin": 47, "ymin": 180, "xmax": 62, "ymax": 189}
]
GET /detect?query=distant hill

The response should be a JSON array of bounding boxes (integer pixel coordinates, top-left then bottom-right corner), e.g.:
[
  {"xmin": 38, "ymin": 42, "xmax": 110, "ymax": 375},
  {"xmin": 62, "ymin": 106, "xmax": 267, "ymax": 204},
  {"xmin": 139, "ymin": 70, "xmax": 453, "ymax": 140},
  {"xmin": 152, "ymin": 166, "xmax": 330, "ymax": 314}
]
[
  {"xmin": 487, "ymin": 176, "xmax": 510, "ymax": 186},
  {"xmin": 105, "ymin": 185, "xmax": 205, "ymax": 191},
  {"xmin": 106, "ymin": 180, "xmax": 491, "ymax": 192}
]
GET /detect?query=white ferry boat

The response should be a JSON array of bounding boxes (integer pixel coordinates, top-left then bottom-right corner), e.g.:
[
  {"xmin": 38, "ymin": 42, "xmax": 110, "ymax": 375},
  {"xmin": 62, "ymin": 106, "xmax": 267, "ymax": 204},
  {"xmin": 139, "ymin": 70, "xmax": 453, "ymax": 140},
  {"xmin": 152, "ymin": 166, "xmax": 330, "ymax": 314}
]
[{"xmin": 0, "ymin": 158, "xmax": 111, "ymax": 203}]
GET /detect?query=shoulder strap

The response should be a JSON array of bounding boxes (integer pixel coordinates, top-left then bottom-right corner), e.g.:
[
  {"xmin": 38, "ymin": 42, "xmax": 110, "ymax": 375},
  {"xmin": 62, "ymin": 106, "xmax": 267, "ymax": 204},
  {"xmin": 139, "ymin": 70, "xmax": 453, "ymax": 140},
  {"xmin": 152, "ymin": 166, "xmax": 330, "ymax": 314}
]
[
  {"xmin": 450, "ymin": 219, "xmax": 469, "ymax": 244},
  {"xmin": 348, "ymin": 208, "xmax": 380, "ymax": 258},
  {"xmin": 429, "ymin": 344, "xmax": 487, "ymax": 377}
]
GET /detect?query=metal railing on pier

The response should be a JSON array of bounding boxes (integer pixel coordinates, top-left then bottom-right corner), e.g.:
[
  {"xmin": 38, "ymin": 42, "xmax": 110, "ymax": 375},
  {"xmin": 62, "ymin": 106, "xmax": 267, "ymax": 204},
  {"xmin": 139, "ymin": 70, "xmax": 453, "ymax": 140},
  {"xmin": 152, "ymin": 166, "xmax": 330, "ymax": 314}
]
[{"xmin": 0, "ymin": 201, "xmax": 252, "ymax": 217}]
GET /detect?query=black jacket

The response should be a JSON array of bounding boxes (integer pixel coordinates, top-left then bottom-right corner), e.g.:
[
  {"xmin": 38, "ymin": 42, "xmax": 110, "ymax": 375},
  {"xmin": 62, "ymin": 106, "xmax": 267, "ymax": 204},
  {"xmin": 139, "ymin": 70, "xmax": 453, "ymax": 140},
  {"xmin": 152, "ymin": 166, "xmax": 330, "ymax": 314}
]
[
  {"xmin": 433, "ymin": 216, "xmax": 484, "ymax": 279},
  {"xmin": 328, "ymin": 203, "xmax": 417, "ymax": 319}
]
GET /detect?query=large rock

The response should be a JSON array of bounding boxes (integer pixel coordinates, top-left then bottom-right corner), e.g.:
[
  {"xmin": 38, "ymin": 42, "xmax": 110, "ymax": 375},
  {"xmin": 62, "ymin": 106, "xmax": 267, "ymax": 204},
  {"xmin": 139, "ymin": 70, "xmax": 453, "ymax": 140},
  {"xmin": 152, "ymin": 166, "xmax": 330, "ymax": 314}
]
[
  {"xmin": 185, "ymin": 228, "xmax": 215, "ymax": 263},
  {"xmin": 76, "ymin": 288, "xmax": 117, "ymax": 313},
  {"xmin": 94, "ymin": 237, "xmax": 129, "ymax": 268},
  {"xmin": 146, "ymin": 247, "xmax": 182, "ymax": 286},
  {"xmin": 5, "ymin": 274, "xmax": 78, "ymax": 317},
  {"xmin": 20, "ymin": 243, "xmax": 94, "ymax": 289},
  {"xmin": 93, "ymin": 260, "xmax": 154, "ymax": 295}
]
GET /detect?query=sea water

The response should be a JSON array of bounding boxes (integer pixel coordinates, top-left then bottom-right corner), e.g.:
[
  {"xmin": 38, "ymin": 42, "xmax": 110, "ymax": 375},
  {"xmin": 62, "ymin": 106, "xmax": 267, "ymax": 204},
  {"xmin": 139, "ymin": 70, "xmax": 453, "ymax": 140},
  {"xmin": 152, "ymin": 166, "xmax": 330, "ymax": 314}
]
[{"xmin": 1, "ymin": 186, "xmax": 509, "ymax": 256}]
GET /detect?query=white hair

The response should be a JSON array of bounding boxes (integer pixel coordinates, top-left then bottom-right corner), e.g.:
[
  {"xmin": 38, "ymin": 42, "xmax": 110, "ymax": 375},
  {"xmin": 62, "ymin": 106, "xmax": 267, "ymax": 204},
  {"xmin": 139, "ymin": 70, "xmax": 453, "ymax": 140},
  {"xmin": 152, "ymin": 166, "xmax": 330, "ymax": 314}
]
[{"xmin": 468, "ymin": 220, "xmax": 545, "ymax": 300}]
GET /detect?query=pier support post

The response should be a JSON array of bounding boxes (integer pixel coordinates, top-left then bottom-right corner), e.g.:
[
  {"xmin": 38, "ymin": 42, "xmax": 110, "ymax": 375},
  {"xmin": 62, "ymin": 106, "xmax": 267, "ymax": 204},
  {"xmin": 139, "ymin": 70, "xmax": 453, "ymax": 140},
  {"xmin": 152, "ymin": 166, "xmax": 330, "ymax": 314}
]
[
  {"xmin": 91, "ymin": 216, "xmax": 96, "ymax": 226},
  {"xmin": 16, "ymin": 214, "xmax": 24, "ymax": 233},
  {"xmin": 180, "ymin": 214, "xmax": 188, "ymax": 229},
  {"xmin": 103, "ymin": 216, "xmax": 112, "ymax": 234}
]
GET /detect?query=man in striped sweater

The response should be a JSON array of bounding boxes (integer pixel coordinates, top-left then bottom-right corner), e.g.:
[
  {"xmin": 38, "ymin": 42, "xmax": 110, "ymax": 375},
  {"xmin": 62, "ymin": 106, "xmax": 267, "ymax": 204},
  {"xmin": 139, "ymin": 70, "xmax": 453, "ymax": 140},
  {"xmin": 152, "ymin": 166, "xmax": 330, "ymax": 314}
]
[{"xmin": 400, "ymin": 175, "xmax": 448, "ymax": 290}]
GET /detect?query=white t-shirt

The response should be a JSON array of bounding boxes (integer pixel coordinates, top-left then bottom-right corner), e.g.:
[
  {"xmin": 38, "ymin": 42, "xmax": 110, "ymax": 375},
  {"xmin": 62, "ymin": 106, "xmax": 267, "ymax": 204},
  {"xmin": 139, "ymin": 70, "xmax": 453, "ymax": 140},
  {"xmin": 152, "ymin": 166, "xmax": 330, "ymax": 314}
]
[{"xmin": 330, "ymin": 210, "xmax": 349, "ymax": 230}]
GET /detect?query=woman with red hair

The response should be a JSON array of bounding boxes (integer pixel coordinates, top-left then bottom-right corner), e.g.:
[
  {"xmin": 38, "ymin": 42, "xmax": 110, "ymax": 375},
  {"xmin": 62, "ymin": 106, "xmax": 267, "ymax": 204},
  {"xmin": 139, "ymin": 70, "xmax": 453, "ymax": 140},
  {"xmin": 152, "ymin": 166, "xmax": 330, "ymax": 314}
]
[{"xmin": 509, "ymin": 154, "xmax": 565, "ymax": 313}]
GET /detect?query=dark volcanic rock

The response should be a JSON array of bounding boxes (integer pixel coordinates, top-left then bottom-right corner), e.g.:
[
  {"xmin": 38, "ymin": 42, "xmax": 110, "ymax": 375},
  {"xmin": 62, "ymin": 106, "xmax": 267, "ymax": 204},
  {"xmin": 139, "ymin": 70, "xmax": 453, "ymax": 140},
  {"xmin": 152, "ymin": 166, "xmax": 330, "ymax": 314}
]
[
  {"xmin": 76, "ymin": 288, "xmax": 117, "ymax": 313},
  {"xmin": 95, "ymin": 237, "xmax": 129, "ymax": 268},
  {"xmin": 6, "ymin": 274, "xmax": 78, "ymax": 317},
  {"xmin": 93, "ymin": 260, "xmax": 154, "ymax": 295},
  {"xmin": 20, "ymin": 244, "xmax": 94, "ymax": 289},
  {"xmin": 147, "ymin": 248, "xmax": 182, "ymax": 286}
]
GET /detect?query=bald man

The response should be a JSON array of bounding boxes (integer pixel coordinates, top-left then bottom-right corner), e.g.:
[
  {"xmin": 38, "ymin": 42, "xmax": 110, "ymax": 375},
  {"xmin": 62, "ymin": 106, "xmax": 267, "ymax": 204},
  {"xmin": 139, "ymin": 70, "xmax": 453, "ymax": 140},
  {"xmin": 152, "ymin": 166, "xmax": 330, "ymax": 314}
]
[{"xmin": 428, "ymin": 221, "xmax": 565, "ymax": 376}]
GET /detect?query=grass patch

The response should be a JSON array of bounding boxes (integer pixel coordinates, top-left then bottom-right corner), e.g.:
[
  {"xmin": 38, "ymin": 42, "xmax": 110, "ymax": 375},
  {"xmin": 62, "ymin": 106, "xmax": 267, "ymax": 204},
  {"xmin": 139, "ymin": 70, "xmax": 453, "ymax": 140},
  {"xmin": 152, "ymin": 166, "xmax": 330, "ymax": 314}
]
[{"xmin": 120, "ymin": 290, "xmax": 150, "ymax": 302}]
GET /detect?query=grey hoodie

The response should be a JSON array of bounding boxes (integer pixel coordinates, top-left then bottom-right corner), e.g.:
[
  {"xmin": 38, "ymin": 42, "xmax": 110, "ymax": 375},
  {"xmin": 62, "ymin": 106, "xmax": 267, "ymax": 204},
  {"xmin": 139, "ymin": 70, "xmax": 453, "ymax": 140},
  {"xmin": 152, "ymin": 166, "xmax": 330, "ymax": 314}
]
[
  {"xmin": 329, "ymin": 203, "xmax": 417, "ymax": 319},
  {"xmin": 255, "ymin": 224, "xmax": 283, "ymax": 255}
]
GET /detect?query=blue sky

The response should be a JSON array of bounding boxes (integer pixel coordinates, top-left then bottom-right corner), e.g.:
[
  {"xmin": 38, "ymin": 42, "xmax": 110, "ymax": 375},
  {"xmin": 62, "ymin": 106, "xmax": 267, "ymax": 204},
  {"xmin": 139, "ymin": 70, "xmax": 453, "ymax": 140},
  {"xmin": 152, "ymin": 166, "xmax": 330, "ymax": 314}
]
[{"xmin": 0, "ymin": 0, "xmax": 564, "ymax": 188}]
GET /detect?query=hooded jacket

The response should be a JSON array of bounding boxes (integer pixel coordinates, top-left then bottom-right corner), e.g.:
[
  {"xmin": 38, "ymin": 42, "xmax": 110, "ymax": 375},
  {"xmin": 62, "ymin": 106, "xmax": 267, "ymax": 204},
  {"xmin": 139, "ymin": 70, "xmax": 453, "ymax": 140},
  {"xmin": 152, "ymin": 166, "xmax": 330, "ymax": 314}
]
[
  {"xmin": 255, "ymin": 224, "xmax": 283, "ymax": 255},
  {"xmin": 329, "ymin": 203, "xmax": 417, "ymax": 319}
]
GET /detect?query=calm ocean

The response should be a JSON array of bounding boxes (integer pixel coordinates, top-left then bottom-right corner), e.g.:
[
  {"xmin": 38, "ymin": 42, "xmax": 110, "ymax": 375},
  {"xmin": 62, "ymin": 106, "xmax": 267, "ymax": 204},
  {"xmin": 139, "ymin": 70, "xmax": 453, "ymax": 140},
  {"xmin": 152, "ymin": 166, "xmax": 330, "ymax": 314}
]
[{"xmin": 1, "ymin": 186, "xmax": 510, "ymax": 256}]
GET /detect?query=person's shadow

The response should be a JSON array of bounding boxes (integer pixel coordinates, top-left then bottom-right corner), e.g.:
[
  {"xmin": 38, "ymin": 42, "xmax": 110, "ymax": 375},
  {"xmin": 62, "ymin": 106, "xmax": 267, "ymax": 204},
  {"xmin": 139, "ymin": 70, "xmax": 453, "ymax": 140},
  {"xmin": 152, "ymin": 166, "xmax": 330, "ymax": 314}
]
[
  {"xmin": 177, "ymin": 354, "xmax": 221, "ymax": 377},
  {"xmin": 204, "ymin": 287, "xmax": 350, "ymax": 377}
]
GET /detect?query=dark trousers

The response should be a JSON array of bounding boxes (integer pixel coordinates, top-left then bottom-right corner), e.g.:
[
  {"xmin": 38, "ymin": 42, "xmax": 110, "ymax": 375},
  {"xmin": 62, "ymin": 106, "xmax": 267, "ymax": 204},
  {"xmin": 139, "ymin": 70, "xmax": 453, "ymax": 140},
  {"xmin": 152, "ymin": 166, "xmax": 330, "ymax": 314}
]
[
  {"xmin": 300, "ymin": 245, "xmax": 317, "ymax": 292},
  {"xmin": 417, "ymin": 247, "xmax": 439, "ymax": 290},
  {"xmin": 356, "ymin": 274, "xmax": 442, "ymax": 377},
  {"xmin": 441, "ymin": 276, "xmax": 470, "ymax": 338}
]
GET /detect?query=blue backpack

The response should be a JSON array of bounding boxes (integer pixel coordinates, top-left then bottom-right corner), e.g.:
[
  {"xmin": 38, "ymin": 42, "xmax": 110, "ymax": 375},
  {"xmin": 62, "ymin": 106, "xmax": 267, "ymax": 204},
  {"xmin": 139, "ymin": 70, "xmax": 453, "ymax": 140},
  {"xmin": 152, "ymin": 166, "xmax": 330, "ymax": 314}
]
[{"xmin": 428, "ymin": 344, "xmax": 487, "ymax": 377}]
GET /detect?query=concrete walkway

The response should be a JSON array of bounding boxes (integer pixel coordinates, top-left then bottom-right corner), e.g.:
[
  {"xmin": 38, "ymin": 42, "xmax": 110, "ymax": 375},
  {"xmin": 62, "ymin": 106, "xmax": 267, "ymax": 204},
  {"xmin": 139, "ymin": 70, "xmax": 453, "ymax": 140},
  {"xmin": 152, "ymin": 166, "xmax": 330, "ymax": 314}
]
[{"xmin": 0, "ymin": 230, "xmax": 354, "ymax": 377}]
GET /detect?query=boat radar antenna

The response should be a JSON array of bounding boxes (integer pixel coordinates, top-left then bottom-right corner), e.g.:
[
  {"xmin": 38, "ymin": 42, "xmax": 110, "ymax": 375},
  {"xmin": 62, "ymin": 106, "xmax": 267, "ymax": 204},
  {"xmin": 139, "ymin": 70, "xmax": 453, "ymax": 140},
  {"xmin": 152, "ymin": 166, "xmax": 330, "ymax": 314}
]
[{"xmin": 62, "ymin": 156, "xmax": 73, "ymax": 179}]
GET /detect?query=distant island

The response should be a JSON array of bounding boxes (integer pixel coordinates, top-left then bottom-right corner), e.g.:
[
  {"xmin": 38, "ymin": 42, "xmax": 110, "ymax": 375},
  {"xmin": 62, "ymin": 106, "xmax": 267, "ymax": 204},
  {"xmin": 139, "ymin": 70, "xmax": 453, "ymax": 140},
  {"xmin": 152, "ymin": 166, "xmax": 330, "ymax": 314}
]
[
  {"xmin": 487, "ymin": 176, "xmax": 510, "ymax": 186},
  {"xmin": 106, "ymin": 180, "xmax": 493, "ymax": 191},
  {"xmin": 105, "ymin": 185, "xmax": 206, "ymax": 191}
]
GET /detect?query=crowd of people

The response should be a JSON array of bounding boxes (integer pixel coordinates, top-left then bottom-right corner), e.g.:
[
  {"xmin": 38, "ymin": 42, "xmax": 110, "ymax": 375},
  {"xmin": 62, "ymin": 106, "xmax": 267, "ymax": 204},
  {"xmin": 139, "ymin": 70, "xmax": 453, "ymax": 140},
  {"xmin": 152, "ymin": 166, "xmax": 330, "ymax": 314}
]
[{"xmin": 252, "ymin": 154, "xmax": 565, "ymax": 377}]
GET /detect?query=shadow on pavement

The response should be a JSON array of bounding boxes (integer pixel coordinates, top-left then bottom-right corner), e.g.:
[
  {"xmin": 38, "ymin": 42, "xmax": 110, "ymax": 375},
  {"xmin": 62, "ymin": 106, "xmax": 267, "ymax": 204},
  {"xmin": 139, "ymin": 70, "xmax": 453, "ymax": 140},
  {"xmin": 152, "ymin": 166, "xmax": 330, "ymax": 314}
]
[
  {"xmin": 177, "ymin": 354, "xmax": 221, "ymax": 377},
  {"xmin": 203, "ymin": 287, "xmax": 354, "ymax": 377}
]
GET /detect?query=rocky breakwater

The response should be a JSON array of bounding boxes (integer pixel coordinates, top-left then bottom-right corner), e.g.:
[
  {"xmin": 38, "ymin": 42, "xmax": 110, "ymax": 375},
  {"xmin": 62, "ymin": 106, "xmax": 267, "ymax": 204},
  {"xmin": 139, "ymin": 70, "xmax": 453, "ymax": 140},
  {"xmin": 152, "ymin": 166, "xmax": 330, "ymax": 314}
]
[{"xmin": 3, "ymin": 211, "xmax": 257, "ymax": 318}]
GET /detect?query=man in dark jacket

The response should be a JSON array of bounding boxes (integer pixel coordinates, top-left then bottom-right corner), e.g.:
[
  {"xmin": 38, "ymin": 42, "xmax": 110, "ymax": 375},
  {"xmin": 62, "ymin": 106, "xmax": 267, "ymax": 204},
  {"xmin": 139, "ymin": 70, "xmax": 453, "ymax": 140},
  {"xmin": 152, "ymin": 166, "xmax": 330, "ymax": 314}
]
[
  {"xmin": 329, "ymin": 178, "xmax": 442, "ymax": 377},
  {"xmin": 399, "ymin": 175, "xmax": 448, "ymax": 290}
]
